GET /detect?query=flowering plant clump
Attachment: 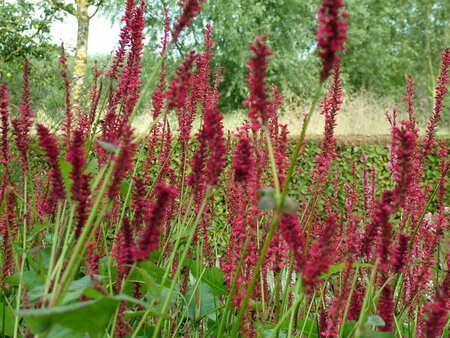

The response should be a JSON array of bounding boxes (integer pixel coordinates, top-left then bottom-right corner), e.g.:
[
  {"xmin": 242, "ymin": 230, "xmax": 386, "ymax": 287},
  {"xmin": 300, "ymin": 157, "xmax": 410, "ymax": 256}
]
[{"xmin": 0, "ymin": 1, "xmax": 448, "ymax": 337}]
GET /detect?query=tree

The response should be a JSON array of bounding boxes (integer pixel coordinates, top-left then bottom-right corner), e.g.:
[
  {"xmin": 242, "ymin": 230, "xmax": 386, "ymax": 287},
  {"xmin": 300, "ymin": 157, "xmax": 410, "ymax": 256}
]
[
  {"xmin": 0, "ymin": 0, "xmax": 61, "ymax": 77},
  {"xmin": 103, "ymin": 0, "xmax": 318, "ymax": 109},
  {"xmin": 49, "ymin": 0, "xmax": 104, "ymax": 103}
]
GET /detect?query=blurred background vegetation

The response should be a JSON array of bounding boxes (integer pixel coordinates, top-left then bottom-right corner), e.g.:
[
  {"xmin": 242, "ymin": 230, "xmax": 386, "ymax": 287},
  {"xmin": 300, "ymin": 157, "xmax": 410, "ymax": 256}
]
[{"xmin": 1, "ymin": 0, "xmax": 449, "ymax": 133}]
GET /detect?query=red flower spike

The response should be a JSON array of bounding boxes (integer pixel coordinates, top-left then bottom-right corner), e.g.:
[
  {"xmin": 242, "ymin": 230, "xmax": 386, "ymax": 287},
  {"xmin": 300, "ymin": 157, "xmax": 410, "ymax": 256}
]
[
  {"xmin": 67, "ymin": 129, "xmax": 91, "ymax": 237},
  {"xmin": 312, "ymin": 63, "xmax": 342, "ymax": 182},
  {"xmin": 317, "ymin": 0, "xmax": 348, "ymax": 82},
  {"xmin": 0, "ymin": 84, "xmax": 12, "ymax": 166},
  {"xmin": 232, "ymin": 129, "xmax": 254, "ymax": 183},
  {"xmin": 424, "ymin": 254, "xmax": 450, "ymax": 337},
  {"xmin": 108, "ymin": 125, "xmax": 137, "ymax": 200},
  {"xmin": 115, "ymin": 217, "xmax": 136, "ymax": 291},
  {"xmin": 279, "ymin": 213, "xmax": 305, "ymax": 272},
  {"xmin": 134, "ymin": 184, "xmax": 177, "ymax": 260},
  {"xmin": 302, "ymin": 215, "xmax": 338, "ymax": 291},
  {"xmin": 59, "ymin": 43, "xmax": 73, "ymax": 147},
  {"xmin": 422, "ymin": 48, "xmax": 450, "ymax": 158},
  {"xmin": 172, "ymin": 0, "xmax": 206, "ymax": 44},
  {"xmin": 378, "ymin": 283, "xmax": 394, "ymax": 332},
  {"xmin": 167, "ymin": 51, "xmax": 197, "ymax": 112},
  {"xmin": 36, "ymin": 124, "xmax": 66, "ymax": 201},
  {"xmin": 391, "ymin": 233, "xmax": 410, "ymax": 273},
  {"xmin": 12, "ymin": 60, "xmax": 34, "ymax": 173},
  {"xmin": 403, "ymin": 75, "xmax": 417, "ymax": 126},
  {"xmin": 244, "ymin": 36, "xmax": 273, "ymax": 131}
]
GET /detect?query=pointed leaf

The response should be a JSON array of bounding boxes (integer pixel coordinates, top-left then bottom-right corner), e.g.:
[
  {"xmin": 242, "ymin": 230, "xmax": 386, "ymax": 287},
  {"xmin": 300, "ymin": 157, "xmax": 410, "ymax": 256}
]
[{"xmin": 20, "ymin": 297, "xmax": 120, "ymax": 334}]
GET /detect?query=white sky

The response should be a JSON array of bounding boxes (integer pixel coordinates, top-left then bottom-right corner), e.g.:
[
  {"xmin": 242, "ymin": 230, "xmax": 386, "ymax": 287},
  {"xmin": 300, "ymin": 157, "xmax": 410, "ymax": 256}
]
[
  {"xmin": 6, "ymin": 0, "xmax": 121, "ymax": 56},
  {"xmin": 50, "ymin": 15, "xmax": 121, "ymax": 56}
]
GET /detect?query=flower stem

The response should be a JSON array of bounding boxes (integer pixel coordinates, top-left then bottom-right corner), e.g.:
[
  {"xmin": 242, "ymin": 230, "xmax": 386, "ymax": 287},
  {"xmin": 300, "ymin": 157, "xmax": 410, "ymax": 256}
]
[{"xmin": 230, "ymin": 86, "xmax": 322, "ymax": 337}]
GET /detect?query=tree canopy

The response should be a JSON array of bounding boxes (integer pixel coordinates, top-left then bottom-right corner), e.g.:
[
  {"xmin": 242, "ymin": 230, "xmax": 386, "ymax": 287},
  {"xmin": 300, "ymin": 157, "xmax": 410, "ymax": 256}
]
[
  {"xmin": 128, "ymin": 0, "xmax": 449, "ymax": 110},
  {"xmin": 0, "ymin": 0, "xmax": 62, "ymax": 72},
  {"xmin": 1, "ymin": 0, "xmax": 449, "ymax": 114}
]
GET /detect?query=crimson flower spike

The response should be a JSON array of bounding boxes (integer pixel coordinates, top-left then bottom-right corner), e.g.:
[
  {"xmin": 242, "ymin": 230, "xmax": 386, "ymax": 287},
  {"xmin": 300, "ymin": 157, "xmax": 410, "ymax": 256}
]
[
  {"xmin": 244, "ymin": 36, "xmax": 273, "ymax": 131},
  {"xmin": 36, "ymin": 124, "xmax": 66, "ymax": 201},
  {"xmin": 302, "ymin": 214, "xmax": 338, "ymax": 291},
  {"xmin": 67, "ymin": 128, "xmax": 91, "ymax": 237},
  {"xmin": 424, "ymin": 253, "xmax": 450, "ymax": 337},
  {"xmin": 166, "ymin": 51, "xmax": 197, "ymax": 112},
  {"xmin": 108, "ymin": 125, "xmax": 136, "ymax": 200},
  {"xmin": 134, "ymin": 184, "xmax": 177, "ymax": 260},
  {"xmin": 317, "ymin": 0, "xmax": 348, "ymax": 82},
  {"xmin": 59, "ymin": 43, "xmax": 73, "ymax": 146},
  {"xmin": 0, "ymin": 84, "xmax": 12, "ymax": 166},
  {"xmin": 232, "ymin": 128, "xmax": 254, "ymax": 183},
  {"xmin": 172, "ymin": 0, "xmax": 206, "ymax": 44},
  {"xmin": 422, "ymin": 48, "xmax": 450, "ymax": 158},
  {"xmin": 12, "ymin": 60, "xmax": 34, "ymax": 174}
]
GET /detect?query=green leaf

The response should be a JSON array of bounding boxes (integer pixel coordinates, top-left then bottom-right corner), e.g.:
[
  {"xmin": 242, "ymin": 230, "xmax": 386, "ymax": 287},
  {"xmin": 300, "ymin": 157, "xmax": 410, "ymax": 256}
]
[
  {"xmin": 0, "ymin": 302, "xmax": 15, "ymax": 337},
  {"xmin": 297, "ymin": 319, "xmax": 318, "ymax": 336},
  {"xmin": 85, "ymin": 158, "xmax": 98, "ymax": 174},
  {"xmin": 58, "ymin": 158, "xmax": 73, "ymax": 196},
  {"xmin": 186, "ymin": 283, "xmax": 217, "ymax": 320},
  {"xmin": 64, "ymin": 3, "xmax": 75, "ymax": 13},
  {"xmin": 139, "ymin": 261, "xmax": 167, "ymax": 286},
  {"xmin": 365, "ymin": 315, "xmax": 385, "ymax": 327},
  {"xmin": 320, "ymin": 263, "xmax": 345, "ymax": 279},
  {"xmin": 29, "ymin": 285, "xmax": 47, "ymax": 303},
  {"xmin": 62, "ymin": 275, "xmax": 103, "ymax": 303},
  {"xmin": 258, "ymin": 188, "xmax": 277, "ymax": 211},
  {"xmin": 137, "ymin": 266, "xmax": 179, "ymax": 313},
  {"xmin": 119, "ymin": 180, "xmax": 131, "ymax": 198},
  {"xmin": 96, "ymin": 140, "xmax": 118, "ymax": 153},
  {"xmin": 341, "ymin": 320, "xmax": 358, "ymax": 336},
  {"xmin": 114, "ymin": 294, "xmax": 151, "ymax": 310},
  {"xmin": 6, "ymin": 270, "xmax": 42, "ymax": 290},
  {"xmin": 353, "ymin": 263, "xmax": 374, "ymax": 269},
  {"xmin": 26, "ymin": 224, "xmax": 48, "ymax": 242},
  {"xmin": 47, "ymin": 325, "xmax": 87, "ymax": 338},
  {"xmin": 188, "ymin": 260, "xmax": 226, "ymax": 296},
  {"xmin": 360, "ymin": 330, "xmax": 396, "ymax": 338},
  {"xmin": 136, "ymin": 267, "xmax": 163, "ymax": 299},
  {"xmin": 20, "ymin": 297, "xmax": 120, "ymax": 334}
]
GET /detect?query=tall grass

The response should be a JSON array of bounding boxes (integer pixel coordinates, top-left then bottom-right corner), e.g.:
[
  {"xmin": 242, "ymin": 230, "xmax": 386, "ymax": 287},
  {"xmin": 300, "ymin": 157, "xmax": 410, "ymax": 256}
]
[{"xmin": 0, "ymin": 1, "xmax": 449, "ymax": 337}]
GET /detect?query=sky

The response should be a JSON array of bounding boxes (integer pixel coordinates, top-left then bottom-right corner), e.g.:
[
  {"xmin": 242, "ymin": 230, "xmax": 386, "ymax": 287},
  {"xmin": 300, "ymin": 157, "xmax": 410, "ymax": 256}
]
[
  {"xmin": 5, "ymin": 0, "xmax": 121, "ymax": 56},
  {"xmin": 50, "ymin": 13, "xmax": 121, "ymax": 56}
]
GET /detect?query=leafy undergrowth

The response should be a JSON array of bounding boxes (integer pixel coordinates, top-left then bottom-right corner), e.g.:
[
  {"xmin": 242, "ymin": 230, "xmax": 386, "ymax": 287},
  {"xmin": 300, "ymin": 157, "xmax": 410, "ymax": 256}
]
[{"xmin": 0, "ymin": 1, "xmax": 449, "ymax": 337}]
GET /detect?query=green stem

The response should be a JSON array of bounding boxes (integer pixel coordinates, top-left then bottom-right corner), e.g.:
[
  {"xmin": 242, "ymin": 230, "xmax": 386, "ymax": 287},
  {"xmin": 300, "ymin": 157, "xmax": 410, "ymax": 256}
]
[
  {"xmin": 298, "ymin": 290, "xmax": 317, "ymax": 336},
  {"xmin": 355, "ymin": 260, "xmax": 379, "ymax": 338},
  {"xmin": 339, "ymin": 266, "xmax": 360, "ymax": 337},
  {"xmin": 217, "ymin": 236, "xmax": 251, "ymax": 337},
  {"xmin": 50, "ymin": 163, "xmax": 113, "ymax": 306},
  {"xmin": 230, "ymin": 86, "xmax": 322, "ymax": 337},
  {"xmin": 13, "ymin": 177, "xmax": 28, "ymax": 338},
  {"xmin": 230, "ymin": 211, "xmax": 280, "ymax": 337},
  {"xmin": 269, "ymin": 279, "xmax": 303, "ymax": 338},
  {"xmin": 287, "ymin": 278, "xmax": 303, "ymax": 337},
  {"xmin": 151, "ymin": 189, "xmax": 211, "ymax": 338},
  {"xmin": 263, "ymin": 124, "xmax": 280, "ymax": 195},
  {"xmin": 408, "ymin": 181, "xmax": 440, "ymax": 248}
]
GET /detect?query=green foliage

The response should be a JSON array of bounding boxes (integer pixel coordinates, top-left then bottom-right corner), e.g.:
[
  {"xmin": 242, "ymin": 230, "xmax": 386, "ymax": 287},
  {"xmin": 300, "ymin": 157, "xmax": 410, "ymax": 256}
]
[
  {"xmin": 0, "ymin": 301, "xmax": 15, "ymax": 337},
  {"xmin": 187, "ymin": 259, "xmax": 227, "ymax": 296},
  {"xmin": 120, "ymin": 0, "xmax": 450, "ymax": 115},
  {"xmin": 20, "ymin": 297, "xmax": 121, "ymax": 335},
  {"xmin": 0, "ymin": 0, "xmax": 61, "ymax": 67}
]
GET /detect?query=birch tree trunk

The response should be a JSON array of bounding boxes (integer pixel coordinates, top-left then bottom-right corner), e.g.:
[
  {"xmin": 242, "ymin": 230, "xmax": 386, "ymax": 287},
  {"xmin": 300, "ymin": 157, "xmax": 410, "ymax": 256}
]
[{"xmin": 72, "ymin": 0, "xmax": 90, "ymax": 105}]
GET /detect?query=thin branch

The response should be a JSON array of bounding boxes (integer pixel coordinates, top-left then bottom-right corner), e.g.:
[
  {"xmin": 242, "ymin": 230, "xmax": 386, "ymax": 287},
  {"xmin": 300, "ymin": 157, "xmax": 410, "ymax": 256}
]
[{"xmin": 89, "ymin": 0, "xmax": 104, "ymax": 19}]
